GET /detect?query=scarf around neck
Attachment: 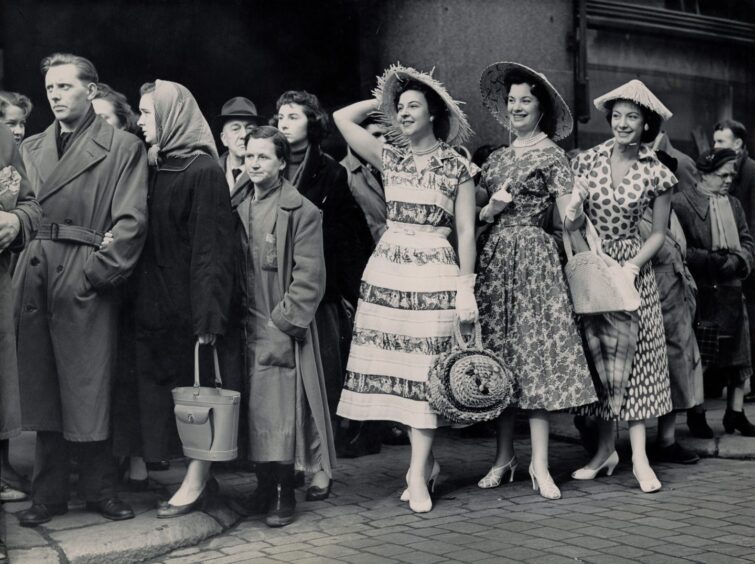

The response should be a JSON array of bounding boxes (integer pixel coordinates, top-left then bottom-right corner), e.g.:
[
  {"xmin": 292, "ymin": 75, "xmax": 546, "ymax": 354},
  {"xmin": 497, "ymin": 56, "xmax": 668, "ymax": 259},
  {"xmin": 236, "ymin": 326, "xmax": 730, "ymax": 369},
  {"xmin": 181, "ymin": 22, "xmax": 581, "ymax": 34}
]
[
  {"xmin": 695, "ymin": 182, "xmax": 741, "ymax": 252},
  {"xmin": 149, "ymin": 79, "xmax": 218, "ymax": 167}
]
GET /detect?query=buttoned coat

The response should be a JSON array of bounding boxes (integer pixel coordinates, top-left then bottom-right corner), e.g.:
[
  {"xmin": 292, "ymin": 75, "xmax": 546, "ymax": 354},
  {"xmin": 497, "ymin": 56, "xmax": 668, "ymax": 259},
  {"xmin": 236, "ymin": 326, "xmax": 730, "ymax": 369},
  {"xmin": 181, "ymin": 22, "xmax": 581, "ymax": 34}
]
[
  {"xmin": 14, "ymin": 116, "xmax": 148, "ymax": 441},
  {"xmin": 237, "ymin": 180, "xmax": 336, "ymax": 474},
  {"xmin": 0, "ymin": 124, "xmax": 41, "ymax": 440}
]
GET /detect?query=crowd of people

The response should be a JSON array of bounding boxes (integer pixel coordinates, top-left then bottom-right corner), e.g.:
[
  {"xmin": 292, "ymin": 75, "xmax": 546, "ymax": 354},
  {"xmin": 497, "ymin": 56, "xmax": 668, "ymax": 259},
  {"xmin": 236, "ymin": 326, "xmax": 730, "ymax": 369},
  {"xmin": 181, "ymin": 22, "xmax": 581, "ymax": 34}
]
[{"xmin": 1, "ymin": 51, "xmax": 755, "ymax": 548}]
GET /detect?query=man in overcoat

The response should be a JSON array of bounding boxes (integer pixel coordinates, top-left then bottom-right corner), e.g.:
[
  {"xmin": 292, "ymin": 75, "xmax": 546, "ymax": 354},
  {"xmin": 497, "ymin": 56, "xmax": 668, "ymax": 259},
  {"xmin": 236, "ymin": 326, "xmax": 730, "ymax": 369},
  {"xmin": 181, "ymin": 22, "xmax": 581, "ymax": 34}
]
[{"xmin": 13, "ymin": 53, "xmax": 148, "ymax": 527}]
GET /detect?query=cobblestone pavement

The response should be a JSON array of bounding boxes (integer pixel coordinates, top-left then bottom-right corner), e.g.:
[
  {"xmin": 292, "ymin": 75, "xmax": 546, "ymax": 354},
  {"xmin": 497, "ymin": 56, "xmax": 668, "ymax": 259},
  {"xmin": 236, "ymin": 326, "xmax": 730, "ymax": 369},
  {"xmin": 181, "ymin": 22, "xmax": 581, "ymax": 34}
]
[{"xmin": 149, "ymin": 428, "xmax": 755, "ymax": 564}]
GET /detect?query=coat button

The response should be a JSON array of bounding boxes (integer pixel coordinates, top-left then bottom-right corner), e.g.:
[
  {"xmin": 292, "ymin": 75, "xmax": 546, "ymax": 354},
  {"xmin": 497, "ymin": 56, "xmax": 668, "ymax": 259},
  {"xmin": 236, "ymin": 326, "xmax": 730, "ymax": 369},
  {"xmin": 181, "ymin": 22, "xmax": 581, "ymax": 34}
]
[
  {"xmin": 64, "ymin": 218, "xmax": 73, "ymax": 225},
  {"xmin": 30, "ymin": 257, "xmax": 40, "ymax": 266},
  {"xmin": 25, "ymin": 305, "xmax": 35, "ymax": 312},
  {"xmin": 56, "ymin": 265, "xmax": 64, "ymax": 273}
]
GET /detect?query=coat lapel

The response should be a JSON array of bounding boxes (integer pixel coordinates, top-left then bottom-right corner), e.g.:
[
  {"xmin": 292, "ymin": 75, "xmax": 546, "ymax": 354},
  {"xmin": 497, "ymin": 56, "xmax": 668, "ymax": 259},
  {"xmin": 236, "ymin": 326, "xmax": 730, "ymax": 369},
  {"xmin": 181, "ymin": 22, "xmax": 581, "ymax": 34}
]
[
  {"xmin": 38, "ymin": 119, "xmax": 111, "ymax": 204},
  {"xmin": 683, "ymin": 185, "xmax": 710, "ymax": 221},
  {"xmin": 29, "ymin": 125, "xmax": 60, "ymax": 187}
]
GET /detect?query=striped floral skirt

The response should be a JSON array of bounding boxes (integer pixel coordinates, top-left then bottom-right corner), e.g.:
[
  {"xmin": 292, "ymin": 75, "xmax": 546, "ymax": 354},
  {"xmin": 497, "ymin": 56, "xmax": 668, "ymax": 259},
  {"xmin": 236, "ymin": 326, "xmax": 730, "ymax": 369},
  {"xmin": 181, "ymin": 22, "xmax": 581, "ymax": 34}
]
[{"xmin": 336, "ymin": 228, "xmax": 457, "ymax": 429}]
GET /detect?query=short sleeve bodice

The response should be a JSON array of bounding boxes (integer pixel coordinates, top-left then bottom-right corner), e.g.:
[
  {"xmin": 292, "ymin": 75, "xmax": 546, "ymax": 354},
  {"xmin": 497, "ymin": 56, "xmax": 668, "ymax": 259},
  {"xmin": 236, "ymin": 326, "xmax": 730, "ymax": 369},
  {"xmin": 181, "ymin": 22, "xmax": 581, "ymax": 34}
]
[
  {"xmin": 382, "ymin": 142, "xmax": 479, "ymax": 231},
  {"xmin": 481, "ymin": 146, "xmax": 572, "ymax": 223},
  {"xmin": 572, "ymin": 139, "xmax": 677, "ymax": 241}
]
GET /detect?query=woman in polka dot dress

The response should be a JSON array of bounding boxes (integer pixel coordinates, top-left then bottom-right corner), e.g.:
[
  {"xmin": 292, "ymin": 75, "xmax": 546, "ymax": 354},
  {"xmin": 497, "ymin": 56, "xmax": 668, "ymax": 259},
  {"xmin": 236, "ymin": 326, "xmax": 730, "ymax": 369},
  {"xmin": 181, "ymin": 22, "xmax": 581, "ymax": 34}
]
[{"xmin": 565, "ymin": 80, "xmax": 676, "ymax": 493}]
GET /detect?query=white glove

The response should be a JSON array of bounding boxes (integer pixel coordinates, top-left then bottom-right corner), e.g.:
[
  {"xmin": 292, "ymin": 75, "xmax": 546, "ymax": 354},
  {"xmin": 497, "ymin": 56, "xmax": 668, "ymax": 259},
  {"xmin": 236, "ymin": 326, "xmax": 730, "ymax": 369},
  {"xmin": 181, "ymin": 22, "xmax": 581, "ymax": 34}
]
[
  {"xmin": 479, "ymin": 183, "xmax": 513, "ymax": 223},
  {"xmin": 565, "ymin": 177, "xmax": 589, "ymax": 222},
  {"xmin": 455, "ymin": 274, "xmax": 479, "ymax": 323},
  {"xmin": 622, "ymin": 261, "xmax": 640, "ymax": 284}
]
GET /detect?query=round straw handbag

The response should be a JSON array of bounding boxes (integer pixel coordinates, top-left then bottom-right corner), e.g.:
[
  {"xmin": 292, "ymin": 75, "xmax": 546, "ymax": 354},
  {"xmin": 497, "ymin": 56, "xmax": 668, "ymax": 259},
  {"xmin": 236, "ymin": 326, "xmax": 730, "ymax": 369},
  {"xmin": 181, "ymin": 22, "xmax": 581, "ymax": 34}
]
[{"xmin": 427, "ymin": 320, "xmax": 514, "ymax": 424}]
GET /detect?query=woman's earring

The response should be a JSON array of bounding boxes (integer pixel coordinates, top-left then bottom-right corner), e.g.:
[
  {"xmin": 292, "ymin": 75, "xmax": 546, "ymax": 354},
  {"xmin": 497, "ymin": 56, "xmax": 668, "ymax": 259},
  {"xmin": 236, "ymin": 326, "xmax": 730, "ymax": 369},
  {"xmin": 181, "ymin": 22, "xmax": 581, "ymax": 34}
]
[
  {"xmin": 644, "ymin": 124, "xmax": 649, "ymax": 131},
  {"xmin": 430, "ymin": 116, "xmax": 434, "ymax": 122}
]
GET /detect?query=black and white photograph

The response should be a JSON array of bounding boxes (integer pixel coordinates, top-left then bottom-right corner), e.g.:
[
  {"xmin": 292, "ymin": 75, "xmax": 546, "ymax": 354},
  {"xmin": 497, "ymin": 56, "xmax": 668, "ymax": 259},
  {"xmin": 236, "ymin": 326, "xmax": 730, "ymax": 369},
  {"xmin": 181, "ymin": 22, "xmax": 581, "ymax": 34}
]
[{"xmin": 1, "ymin": 0, "xmax": 755, "ymax": 562}]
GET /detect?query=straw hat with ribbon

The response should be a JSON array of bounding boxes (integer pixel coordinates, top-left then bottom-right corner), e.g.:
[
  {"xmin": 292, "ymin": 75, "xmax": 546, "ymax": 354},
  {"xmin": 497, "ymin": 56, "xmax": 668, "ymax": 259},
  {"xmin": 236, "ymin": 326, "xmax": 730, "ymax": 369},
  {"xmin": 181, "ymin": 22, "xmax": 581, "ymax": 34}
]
[
  {"xmin": 372, "ymin": 63, "xmax": 473, "ymax": 147},
  {"xmin": 480, "ymin": 61, "xmax": 574, "ymax": 141},
  {"xmin": 593, "ymin": 79, "xmax": 673, "ymax": 121}
]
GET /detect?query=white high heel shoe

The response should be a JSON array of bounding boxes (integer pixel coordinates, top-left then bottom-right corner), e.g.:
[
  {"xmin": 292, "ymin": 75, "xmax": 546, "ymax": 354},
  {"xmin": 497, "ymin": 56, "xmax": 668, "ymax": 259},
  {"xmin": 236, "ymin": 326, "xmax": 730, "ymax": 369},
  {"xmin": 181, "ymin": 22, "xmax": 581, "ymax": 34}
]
[
  {"xmin": 632, "ymin": 463, "xmax": 661, "ymax": 493},
  {"xmin": 571, "ymin": 451, "xmax": 619, "ymax": 480},
  {"xmin": 528, "ymin": 463, "xmax": 561, "ymax": 500},
  {"xmin": 400, "ymin": 460, "xmax": 440, "ymax": 502},
  {"xmin": 478, "ymin": 456, "xmax": 518, "ymax": 489}
]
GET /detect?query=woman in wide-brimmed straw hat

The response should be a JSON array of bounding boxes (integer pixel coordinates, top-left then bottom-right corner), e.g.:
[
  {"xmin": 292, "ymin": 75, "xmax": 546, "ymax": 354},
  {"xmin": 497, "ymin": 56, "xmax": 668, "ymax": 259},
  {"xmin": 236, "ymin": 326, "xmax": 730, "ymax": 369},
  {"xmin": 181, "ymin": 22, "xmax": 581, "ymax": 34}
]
[
  {"xmin": 474, "ymin": 62, "xmax": 596, "ymax": 501},
  {"xmin": 333, "ymin": 64, "xmax": 479, "ymax": 514},
  {"xmin": 565, "ymin": 79, "xmax": 676, "ymax": 493}
]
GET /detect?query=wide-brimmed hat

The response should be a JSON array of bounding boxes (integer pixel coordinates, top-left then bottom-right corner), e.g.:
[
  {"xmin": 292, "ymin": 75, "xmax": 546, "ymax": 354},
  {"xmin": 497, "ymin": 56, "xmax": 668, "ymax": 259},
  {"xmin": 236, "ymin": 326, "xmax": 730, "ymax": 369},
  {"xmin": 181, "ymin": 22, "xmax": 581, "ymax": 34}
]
[
  {"xmin": 216, "ymin": 96, "xmax": 263, "ymax": 126},
  {"xmin": 480, "ymin": 61, "xmax": 573, "ymax": 141},
  {"xmin": 373, "ymin": 63, "xmax": 473, "ymax": 147},
  {"xmin": 593, "ymin": 80, "xmax": 672, "ymax": 121}
]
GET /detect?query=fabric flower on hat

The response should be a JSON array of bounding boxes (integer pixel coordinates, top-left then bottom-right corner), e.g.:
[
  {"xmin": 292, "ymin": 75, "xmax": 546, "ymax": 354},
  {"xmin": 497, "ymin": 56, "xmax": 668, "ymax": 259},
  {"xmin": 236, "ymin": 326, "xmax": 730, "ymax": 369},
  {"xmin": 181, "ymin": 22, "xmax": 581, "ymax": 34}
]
[{"xmin": 0, "ymin": 165, "xmax": 21, "ymax": 211}]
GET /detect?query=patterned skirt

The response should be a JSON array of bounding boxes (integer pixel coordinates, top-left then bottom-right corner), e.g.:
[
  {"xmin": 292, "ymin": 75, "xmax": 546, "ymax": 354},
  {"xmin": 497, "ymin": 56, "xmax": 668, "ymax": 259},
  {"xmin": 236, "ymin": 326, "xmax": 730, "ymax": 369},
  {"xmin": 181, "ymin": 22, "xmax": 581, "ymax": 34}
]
[
  {"xmin": 578, "ymin": 237, "xmax": 672, "ymax": 421},
  {"xmin": 476, "ymin": 223, "xmax": 596, "ymax": 411},
  {"xmin": 336, "ymin": 228, "xmax": 457, "ymax": 429}
]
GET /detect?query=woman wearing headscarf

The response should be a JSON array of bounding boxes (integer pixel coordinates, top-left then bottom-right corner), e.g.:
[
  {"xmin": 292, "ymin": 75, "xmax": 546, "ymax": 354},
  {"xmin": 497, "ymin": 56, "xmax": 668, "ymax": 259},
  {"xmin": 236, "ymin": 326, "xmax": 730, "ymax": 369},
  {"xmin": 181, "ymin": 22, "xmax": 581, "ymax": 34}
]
[
  {"xmin": 272, "ymin": 90, "xmax": 371, "ymax": 499},
  {"xmin": 474, "ymin": 63, "xmax": 595, "ymax": 500},
  {"xmin": 112, "ymin": 80, "xmax": 236, "ymax": 517},
  {"xmin": 673, "ymin": 148, "xmax": 755, "ymax": 436},
  {"xmin": 334, "ymin": 64, "xmax": 479, "ymax": 514},
  {"xmin": 566, "ymin": 80, "xmax": 675, "ymax": 493}
]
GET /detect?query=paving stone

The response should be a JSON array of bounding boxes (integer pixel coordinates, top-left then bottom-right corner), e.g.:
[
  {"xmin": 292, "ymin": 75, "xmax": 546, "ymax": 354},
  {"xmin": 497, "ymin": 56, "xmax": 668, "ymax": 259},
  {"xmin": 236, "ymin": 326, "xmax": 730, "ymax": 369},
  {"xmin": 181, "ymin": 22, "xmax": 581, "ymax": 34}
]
[{"xmin": 5, "ymin": 547, "xmax": 61, "ymax": 564}]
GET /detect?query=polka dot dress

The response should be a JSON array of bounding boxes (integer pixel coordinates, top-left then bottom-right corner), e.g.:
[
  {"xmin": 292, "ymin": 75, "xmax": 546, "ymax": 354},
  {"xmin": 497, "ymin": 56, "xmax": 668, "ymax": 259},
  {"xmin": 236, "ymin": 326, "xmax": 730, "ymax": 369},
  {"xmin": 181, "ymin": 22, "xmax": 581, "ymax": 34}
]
[{"xmin": 573, "ymin": 139, "xmax": 676, "ymax": 421}]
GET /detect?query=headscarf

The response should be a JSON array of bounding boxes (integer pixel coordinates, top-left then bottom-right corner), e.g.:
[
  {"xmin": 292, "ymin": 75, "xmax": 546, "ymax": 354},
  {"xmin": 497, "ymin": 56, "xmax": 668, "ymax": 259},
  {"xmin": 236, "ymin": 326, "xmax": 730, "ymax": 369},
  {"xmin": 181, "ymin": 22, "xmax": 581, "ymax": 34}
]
[
  {"xmin": 695, "ymin": 148, "xmax": 740, "ymax": 251},
  {"xmin": 148, "ymin": 79, "xmax": 218, "ymax": 166}
]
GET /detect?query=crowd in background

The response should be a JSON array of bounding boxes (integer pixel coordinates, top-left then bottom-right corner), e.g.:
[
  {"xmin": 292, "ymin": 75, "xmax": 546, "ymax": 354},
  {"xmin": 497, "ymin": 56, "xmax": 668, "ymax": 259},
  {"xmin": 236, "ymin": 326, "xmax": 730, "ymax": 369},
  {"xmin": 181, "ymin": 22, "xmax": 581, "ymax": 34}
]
[{"xmin": 1, "ymin": 50, "xmax": 755, "ymax": 552}]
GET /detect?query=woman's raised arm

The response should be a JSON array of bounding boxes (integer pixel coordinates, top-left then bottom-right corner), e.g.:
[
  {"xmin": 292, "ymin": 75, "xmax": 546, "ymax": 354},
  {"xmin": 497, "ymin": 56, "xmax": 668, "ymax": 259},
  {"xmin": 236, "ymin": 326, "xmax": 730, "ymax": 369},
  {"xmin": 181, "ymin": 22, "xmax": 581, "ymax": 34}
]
[{"xmin": 333, "ymin": 99, "xmax": 384, "ymax": 172}]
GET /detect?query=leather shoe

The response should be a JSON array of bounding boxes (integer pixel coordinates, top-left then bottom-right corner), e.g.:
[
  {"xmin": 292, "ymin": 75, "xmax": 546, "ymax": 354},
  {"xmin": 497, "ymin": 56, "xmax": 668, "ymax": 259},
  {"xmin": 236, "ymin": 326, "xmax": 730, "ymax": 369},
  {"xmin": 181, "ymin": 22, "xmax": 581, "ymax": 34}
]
[
  {"xmin": 85, "ymin": 497, "xmax": 134, "ymax": 521},
  {"xmin": 305, "ymin": 479, "xmax": 332, "ymax": 502},
  {"xmin": 125, "ymin": 477, "xmax": 149, "ymax": 492},
  {"xmin": 156, "ymin": 488, "xmax": 208, "ymax": 519},
  {"xmin": 146, "ymin": 460, "xmax": 170, "ymax": 472},
  {"xmin": 18, "ymin": 503, "xmax": 68, "ymax": 527},
  {"xmin": 650, "ymin": 442, "xmax": 699, "ymax": 465}
]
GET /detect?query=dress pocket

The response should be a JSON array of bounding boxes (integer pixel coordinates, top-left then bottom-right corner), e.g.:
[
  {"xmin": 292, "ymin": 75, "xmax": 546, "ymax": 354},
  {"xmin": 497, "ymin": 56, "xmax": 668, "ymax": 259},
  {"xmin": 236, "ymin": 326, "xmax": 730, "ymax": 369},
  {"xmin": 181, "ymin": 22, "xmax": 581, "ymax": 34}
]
[{"xmin": 257, "ymin": 320, "xmax": 295, "ymax": 368}]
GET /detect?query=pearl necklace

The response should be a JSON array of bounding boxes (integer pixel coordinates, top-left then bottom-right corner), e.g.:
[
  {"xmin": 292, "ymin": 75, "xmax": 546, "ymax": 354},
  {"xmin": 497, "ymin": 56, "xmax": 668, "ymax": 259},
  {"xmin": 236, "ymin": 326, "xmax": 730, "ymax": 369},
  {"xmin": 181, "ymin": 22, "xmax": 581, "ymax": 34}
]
[
  {"xmin": 412, "ymin": 141, "xmax": 441, "ymax": 156},
  {"xmin": 512, "ymin": 131, "xmax": 548, "ymax": 148}
]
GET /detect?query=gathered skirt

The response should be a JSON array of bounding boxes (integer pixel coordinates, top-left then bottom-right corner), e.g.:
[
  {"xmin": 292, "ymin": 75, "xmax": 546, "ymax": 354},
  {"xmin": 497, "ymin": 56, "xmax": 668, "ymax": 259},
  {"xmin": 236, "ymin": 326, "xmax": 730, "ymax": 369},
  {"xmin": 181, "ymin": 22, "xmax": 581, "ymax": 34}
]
[
  {"xmin": 476, "ymin": 223, "xmax": 596, "ymax": 411},
  {"xmin": 337, "ymin": 228, "xmax": 457, "ymax": 429}
]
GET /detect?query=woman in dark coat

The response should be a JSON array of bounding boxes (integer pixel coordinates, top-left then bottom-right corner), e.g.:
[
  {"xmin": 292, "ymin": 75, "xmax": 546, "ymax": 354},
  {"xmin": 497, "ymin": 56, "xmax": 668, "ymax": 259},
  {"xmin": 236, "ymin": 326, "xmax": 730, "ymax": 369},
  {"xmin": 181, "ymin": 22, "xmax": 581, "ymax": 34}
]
[
  {"xmin": 273, "ymin": 90, "xmax": 371, "ymax": 498},
  {"xmin": 0, "ymin": 123, "xmax": 40, "ymax": 505},
  {"xmin": 672, "ymin": 148, "xmax": 755, "ymax": 435},
  {"xmin": 112, "ymin": 80, "xmax": 236, "ymax": 515}
]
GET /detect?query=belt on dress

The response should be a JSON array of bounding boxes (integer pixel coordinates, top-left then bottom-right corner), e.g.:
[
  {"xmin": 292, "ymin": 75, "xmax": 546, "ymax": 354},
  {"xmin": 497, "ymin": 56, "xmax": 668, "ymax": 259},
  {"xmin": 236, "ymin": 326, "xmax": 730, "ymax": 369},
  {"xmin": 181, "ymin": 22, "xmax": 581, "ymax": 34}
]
[{"xmin": 35, "ymin": 223, "xmax": 104, "ymax": 248}]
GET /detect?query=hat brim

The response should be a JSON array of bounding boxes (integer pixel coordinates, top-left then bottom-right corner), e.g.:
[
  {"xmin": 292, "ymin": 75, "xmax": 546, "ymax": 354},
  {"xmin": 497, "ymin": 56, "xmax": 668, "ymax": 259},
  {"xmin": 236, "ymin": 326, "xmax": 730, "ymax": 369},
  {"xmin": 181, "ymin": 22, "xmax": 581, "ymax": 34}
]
[
  {"xmin": 216, "ymin": 114, "xmax": 265, "ymax": 126},
  {"xmin": 593, "ymin": 80, "xmax": 673, "ymax": 121},
  {"xmin": 373, "ymin": 63, "xmax": 473, "ymax": 147},
  {"xmin": 480, "ymin": 62, "xmax": 573, "ymax": 141}
]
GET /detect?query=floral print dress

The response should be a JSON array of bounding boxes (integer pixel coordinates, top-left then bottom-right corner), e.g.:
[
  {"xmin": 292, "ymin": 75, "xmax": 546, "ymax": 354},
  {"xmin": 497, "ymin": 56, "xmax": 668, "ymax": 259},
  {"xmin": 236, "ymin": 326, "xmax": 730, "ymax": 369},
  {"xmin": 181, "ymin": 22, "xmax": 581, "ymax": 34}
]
[
  {"xmin": 476, "ymin": 146, "xmax": 596, "ymax": 411},
  {"xmin": 574, "ymin": 139, "xmax": 675, "ymax": 421},
  {"xmin": 337, "ymin": 142, "xmax": 478, "ymax": 429}
]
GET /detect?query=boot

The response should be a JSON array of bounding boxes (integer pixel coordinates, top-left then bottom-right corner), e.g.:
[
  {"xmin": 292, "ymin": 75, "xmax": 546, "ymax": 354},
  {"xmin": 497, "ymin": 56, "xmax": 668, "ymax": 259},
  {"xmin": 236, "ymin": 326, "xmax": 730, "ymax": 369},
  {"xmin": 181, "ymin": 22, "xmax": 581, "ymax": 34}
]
[
  {"xmin": 265, "ymin": 463, "xmax": 296, "ymax": 528},
  {"xmin": 723, "ymin": 409, "xmax": 755, "ymax": 437},
  {"xmin": 234, "ymin": 463, "xmax": 274, "ymax": 517},
  {"xmin": 687, "ymin": 407, "xmax": 714, "ymax": 439}
]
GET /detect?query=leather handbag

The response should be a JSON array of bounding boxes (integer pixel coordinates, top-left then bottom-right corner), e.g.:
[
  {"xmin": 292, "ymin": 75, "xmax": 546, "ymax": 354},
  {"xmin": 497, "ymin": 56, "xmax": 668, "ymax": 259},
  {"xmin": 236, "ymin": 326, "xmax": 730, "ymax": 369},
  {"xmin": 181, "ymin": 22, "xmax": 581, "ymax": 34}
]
[
  {"xmin": 427, "ymin": 320, "xmax": 514, "ymax": 424},
  {"xmin": 172, "ymin": 343, "xmax": 240, "ymax": 462},
  {"xmin": 563, "ymin": 219, "xmax": 641, "ymax": 315}
]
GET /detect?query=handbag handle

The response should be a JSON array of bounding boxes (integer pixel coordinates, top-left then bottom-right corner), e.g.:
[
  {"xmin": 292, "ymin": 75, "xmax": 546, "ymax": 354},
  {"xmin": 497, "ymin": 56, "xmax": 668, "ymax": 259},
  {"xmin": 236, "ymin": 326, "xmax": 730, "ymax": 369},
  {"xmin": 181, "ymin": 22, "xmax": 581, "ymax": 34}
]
[
  {"xmin": 193, "ymin": 341, "xmax": 223, "ymax": 396},
  {"xmin": 453, "ymin": 318, "xmax": 483, "ymax": 351},
  {"xmin": 563, "ymin": 216, "xmax": 603, "ymax": 259}
]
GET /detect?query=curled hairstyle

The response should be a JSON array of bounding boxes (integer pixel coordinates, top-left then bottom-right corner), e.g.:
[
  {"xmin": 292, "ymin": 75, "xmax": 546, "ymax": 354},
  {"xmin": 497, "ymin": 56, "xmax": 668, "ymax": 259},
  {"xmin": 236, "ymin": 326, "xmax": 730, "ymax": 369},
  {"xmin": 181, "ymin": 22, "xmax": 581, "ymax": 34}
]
[
  {"xmin": 40, "ymin": 52, "xmax": 98, "ymax": 84},
  {"xmin": 0, "ymin": 91, "xmax": 33, "ymax": 118},
  {"xmin": 245, "ymin": 126, "xmax": 291, "ymax": 175},
  {"xmin": 604, "ymin": 99, "xmax": 662, "ymax": 144},
  {"xmin": 394, "ymin": 79, "xmax": 450, "ymax": 141},
  {"xmin": 504, "ymin": 70, "xmax": 554, "ymax": 137},
  {"xmin": 714, "ymin": 119, "xmax": 748, "ymax": 144},
  {"xmin": 94, "ymin": 83, "xmax": 138, "ymax": 134},
  {"xmin": 273, "ymin": 90, "xmax": 329, "ymax": 146}
]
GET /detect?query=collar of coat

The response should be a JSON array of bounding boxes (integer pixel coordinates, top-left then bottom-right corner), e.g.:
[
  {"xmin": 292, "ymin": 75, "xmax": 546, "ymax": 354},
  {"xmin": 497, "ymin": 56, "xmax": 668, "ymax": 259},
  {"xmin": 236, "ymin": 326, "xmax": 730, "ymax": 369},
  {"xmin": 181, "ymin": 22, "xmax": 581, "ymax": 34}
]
[
  {"xmin": 341, "ymin": 148, "xmax": 365, "ymax": 173},
  {"xmin": 386, "ymin": 140, "xmax": 460, "ymax": 170},
  {"xmin": 595, "ymin": 138, "xmax": 659, "ymax": 163},
  {"xmin": 680, "ymin": 182, "xmax": 715, "ymax": 221}
]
